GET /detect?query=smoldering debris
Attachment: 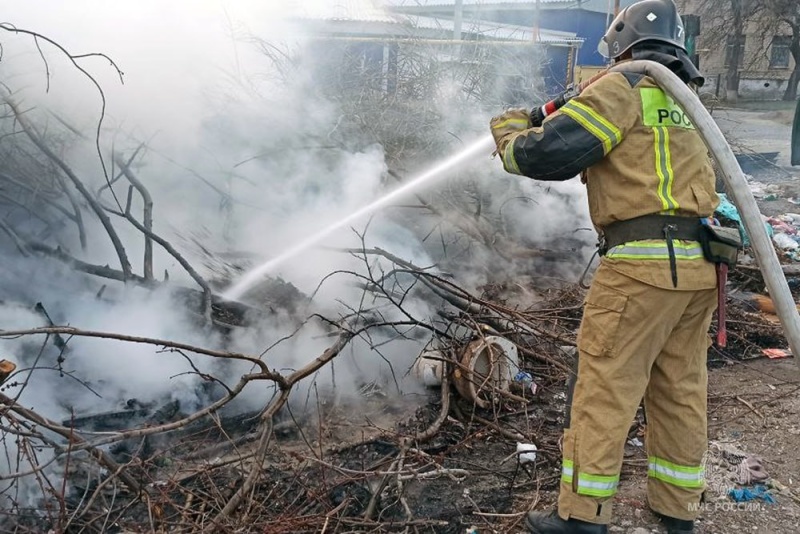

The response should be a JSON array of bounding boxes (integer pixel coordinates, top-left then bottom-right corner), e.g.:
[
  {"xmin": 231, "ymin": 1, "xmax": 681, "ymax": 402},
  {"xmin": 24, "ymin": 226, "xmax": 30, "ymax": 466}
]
[
  {"xmin": 0, "ymin": 9, "xmax": 592, "ymax": 531},
  {"xmin": 0, "ymin": 4, "xmax": 791, "ymax": 534}
]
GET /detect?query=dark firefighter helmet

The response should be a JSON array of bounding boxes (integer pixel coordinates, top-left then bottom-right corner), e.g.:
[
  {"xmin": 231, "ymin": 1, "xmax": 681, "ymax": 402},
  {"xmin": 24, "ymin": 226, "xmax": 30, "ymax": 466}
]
[{"xmin": 598, "ymin": 0, "xmax": 686, "ymax": 59}]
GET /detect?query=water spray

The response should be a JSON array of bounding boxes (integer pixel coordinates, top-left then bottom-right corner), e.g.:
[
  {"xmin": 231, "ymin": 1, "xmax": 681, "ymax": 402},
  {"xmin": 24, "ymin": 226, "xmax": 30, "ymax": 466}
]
[
  {"xmin": 222, "ymin": 135, "xmax": 496, "ymax": 301},
  {"xmin": 224, "ymin": 59, "xmax": 800, "ymax": 375}
]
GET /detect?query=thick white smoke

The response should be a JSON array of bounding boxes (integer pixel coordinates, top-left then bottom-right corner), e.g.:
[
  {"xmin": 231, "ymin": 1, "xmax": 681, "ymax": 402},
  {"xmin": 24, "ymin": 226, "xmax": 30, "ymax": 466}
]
[{"xmin": 0, "ymin": 0, "xmax": 592, "ymax": 513}]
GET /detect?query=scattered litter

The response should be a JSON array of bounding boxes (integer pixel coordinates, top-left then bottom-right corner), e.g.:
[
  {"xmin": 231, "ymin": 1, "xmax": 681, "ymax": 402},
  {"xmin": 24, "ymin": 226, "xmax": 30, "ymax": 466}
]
[
  {"xmin": 737, "ymin": 456, "xmax": 770, "ymax": 485},
  {"xmin": 762, "ymin": 348, "xmax": 792, "ymax": 359},
  {"xmin": 772, "ymin": 232, "xmax": 798, "ymax": 250},
  {"xmin": 627, "ymin": 437, "xmax": 643, "ymax": 447},
  {"xmin": 768, "ymin": 217, "xmax": 798, "ymax": 235},
  {"xmin": 412, "ymin": 349, "xmax": 445, "ymax": 387},
  {"xmin": 465, "ymin": 527, "xmax": 479, "ymax": 534},
  {"xmin": 748, "ymin": 180, "xmax": 768, "ymax": 199},
  {"xmin": 714, "ymin": 193, "xmax": 772, "ymax": 247},
  {"xmin": 454, "ymin": 336, "xmax": 519, "ymax": 408},
  {"xmin": 513, "ymin": 371, "xmax": 539, "ymax": 395},
  {"xmin": 517, "ymin": 442, "xmax": 538, "ymax": 464},
  {"xmin": 728, "ymin": 485, "xmax": 776, "ymax": 504},
  {"xmin": 769, "ymin": 480, "xmax": 800, "ymax": 504}
]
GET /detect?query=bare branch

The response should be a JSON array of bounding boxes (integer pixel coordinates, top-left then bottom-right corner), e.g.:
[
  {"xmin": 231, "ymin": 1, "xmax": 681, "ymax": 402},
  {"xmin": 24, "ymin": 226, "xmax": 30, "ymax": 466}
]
[
  {"xmin": 113, "ymin": 153, "xmax": 153, "ymax": 280},
  {"xmin": 3, "ymin": 98, "xmax": 133, "ymax": 278},
  {"xmin": 0, "ymin": 22, "xmax": 125, "ymax": 208}
]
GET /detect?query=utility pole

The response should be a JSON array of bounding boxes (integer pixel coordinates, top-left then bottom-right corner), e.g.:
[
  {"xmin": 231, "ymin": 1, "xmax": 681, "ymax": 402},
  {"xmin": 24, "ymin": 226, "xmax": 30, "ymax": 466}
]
[
  {"xmin": 534, "ymin": 0, "xmax": 541, "ymax": 42},
  {"xmin": 454, "ymin": 0, "xmax": 463, "ymax": 41},
  {"xmin": 614, "ymin": 0, "xmax": 620, "ymax": 16}
]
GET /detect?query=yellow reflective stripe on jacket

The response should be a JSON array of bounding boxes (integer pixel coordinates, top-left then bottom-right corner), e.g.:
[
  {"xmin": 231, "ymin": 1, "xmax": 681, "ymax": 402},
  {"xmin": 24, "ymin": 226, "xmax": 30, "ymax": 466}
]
[
  {"xmin": 560, "ymin": 100, "xmax": 621, "ymax": 155},
  {"xmin": 653, "ymin": 126, "xmax": 679, "ymax": 212},
  {"xmin": 503, "ymin": 139, "xmax": 522, "ymax": 175},
  {"xmin": 648, "ymin": 456, "xmax": 704, "ymax": 488},
  {"xmin": 606, "ymin": 240, "xmax": 705, "ymax": 261},
  {"xmin": 561, "ymin": 460, "xmax": 619, "ymax": 497},
  {"xmin": 491, "ymin": 117, "xmax": 529, "ymax": 130}
]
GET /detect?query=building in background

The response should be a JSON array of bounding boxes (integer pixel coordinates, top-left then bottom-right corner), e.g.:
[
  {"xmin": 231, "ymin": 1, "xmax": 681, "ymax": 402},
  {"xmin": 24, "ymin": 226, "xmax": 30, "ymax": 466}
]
[
  {"xmin": 387, "ymin": 0, "xmax": 640, "ymax": 93},
  {"xmin": 295, "ymin": 1, "xmax": 596, "ymax": 100},
  {"xmin": 676, "ymin": 0, "xmax": 798, "ymax": 100}
]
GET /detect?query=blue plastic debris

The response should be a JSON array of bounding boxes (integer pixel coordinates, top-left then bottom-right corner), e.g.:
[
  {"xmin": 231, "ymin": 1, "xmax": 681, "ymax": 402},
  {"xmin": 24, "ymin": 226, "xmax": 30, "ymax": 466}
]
[
  {"xmin": 514, "ymin": 371, "xmax": 533, "ymax": 383},
  {"xmin": 513, "ymin": 371, "xmax": 538, "ymax": 395},
  {"xmin": 728, "ymin": 485, "xmax": 776, "ymax": 504},
  {"xmin": 715, "ymin": 193, "xmax": 774, "ymax": 247}
]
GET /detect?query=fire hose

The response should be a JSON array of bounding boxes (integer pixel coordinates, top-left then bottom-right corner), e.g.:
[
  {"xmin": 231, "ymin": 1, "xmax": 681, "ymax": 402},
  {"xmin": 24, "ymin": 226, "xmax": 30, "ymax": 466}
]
[{"xmin": 533, "ymin": 60, "xmax": 800, "ymax": 369}]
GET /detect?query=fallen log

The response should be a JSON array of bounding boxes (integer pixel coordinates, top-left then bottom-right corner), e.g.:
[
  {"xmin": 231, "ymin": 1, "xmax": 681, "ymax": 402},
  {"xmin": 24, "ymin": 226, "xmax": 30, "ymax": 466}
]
[{"xmin": 0, "ymin": 359, "xmax": 16, "ymax": 384}]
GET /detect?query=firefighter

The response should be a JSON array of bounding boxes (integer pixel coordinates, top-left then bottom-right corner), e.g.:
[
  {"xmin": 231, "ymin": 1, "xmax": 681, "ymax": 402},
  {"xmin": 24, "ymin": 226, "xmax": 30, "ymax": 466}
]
[{"xmin": 490, "ymin": 1, "xmax": 718, "ymax": 533}]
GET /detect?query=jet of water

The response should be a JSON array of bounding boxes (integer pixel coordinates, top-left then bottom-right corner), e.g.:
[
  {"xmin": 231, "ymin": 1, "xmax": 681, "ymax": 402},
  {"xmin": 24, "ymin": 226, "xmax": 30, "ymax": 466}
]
[{"xmin": 222, "ymin": 134, "xmax": 496, "ymax": 301}]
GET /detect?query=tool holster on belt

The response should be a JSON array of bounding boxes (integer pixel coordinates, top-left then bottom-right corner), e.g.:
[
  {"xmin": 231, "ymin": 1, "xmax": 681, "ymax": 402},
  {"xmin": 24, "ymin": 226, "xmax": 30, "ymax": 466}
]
[
  {"xmin": 699, "ymin": 222, "xmax": 742, "ymax": 348},
  {"xmin": 600, "ymin": 214, "xmax": 742, "ymax": 348}
]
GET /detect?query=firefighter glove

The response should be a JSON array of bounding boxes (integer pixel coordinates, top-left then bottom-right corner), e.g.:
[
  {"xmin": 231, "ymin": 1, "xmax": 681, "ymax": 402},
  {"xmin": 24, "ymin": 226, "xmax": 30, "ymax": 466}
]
[
  {"xmin": 490, "ymin": 108, "xmax": 531, "ymax": 148},
  {"xmin": 490, "ymin": 108, "xmax": 531, "ymax": 174}
]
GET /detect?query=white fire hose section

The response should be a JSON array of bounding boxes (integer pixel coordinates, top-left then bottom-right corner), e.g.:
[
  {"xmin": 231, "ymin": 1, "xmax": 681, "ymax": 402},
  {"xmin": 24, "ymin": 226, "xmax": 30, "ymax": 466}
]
[{"xmin": 615, "ymin": 60, "xmax": 800, "ymax": 370}]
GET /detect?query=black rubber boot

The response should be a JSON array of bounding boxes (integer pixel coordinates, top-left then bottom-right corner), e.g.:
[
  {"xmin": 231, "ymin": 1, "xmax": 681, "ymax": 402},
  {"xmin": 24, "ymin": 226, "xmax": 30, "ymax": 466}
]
[
  {"xmin": 524, "ymin": 510, "xmax": 608, "ymax": 534},
  {"xmin": 656, "ymin": 513, "xmax": 694, "ymax": 534}
]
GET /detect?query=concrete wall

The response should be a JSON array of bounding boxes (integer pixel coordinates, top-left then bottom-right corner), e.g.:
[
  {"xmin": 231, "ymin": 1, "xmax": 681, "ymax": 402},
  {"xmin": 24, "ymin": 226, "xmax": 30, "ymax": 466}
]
[{"xmin": 700, "ymin": 74, "xmax": 792, "ymax": 101}]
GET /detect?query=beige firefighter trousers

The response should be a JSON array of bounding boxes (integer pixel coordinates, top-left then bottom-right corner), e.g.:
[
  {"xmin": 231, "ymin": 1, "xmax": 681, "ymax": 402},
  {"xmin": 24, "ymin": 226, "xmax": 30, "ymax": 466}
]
[{"xmin": 557, "ymin": 263, "xmax": 717, "ymax": 523}]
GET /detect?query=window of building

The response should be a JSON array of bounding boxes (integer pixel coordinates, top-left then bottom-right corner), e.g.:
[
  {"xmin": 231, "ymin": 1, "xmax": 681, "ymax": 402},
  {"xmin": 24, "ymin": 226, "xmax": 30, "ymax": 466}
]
[
  {"xmin": 725, "ymin": 35, "xmax": 746, "ymax": 68},
  {"xmin": 770, "ymin": 36, "xmax": 791, "ymax": 69}
]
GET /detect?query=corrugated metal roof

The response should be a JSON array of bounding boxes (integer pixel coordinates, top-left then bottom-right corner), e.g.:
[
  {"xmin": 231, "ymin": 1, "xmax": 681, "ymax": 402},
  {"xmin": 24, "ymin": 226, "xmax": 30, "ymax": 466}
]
[
  {"xmin": 292, "ymin": 0, "xmax": 583, "ymax": 45},
  {"xmin": 411, "ymin": 15, "xmax": 582, "ymax": 44},
  {"xmin": 385, "ymin": 0, "xmax": 638, "ymax": 13},
  {"xmin": 294, "ymin": 0, "xmax": 400, "ymax": 23},
  {"xmin": 386, "ymin": 0, "xmax": 577, "ymax": 7}
]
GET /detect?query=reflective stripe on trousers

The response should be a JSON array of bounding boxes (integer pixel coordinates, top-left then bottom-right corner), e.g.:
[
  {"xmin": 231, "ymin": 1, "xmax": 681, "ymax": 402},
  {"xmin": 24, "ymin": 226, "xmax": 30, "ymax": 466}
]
[
  {"xmin": 562, "ymin": 459, "xmax": 620, "ymax": 498},
  {"xmin": 605, "ymin": 239, "xmax": 705, "ymax": 261},
  {"xmin": 648, "ymin": 456, "xmax": 705, "ymax": 488}
]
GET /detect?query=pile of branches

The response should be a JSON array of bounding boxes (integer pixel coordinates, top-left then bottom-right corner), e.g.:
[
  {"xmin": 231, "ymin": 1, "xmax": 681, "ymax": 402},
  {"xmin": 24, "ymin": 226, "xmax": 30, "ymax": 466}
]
[
  {"xmin": 0, "ymin": 243, "xmax": 586, "ymax": 533},
  {"xmin": 0, "ymin": 25, "xmax": 586, "ymax": 532}
]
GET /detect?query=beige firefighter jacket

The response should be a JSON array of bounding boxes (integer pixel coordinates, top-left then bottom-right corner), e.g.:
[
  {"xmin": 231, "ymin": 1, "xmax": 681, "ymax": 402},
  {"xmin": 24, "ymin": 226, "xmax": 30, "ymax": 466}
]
[{"xmin": 492, "ymin": 69, "xmax": 719, "ymax": 290}]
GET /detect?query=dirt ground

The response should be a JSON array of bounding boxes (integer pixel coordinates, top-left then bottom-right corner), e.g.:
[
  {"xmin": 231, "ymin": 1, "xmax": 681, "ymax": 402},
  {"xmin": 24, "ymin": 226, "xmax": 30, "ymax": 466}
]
[
  {"xmin": 343, "ymin": 349, "xmax": 800, "ymax": 534},
  {"xmin": 605, "ymin": 357, "xmax": 800, "ymax": 534}
]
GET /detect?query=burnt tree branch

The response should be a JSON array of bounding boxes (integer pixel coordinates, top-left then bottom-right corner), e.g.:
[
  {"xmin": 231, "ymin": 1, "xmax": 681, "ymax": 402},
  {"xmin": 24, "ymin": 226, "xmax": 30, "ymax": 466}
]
[
  {"xmin": 0, "ymin": 392, "xmax": 144, "ymax": 496},
  {"xmin": 4, "ymin": 98, "xmax": 132, "ymax": 278},
  {"xmin": 109, "ymin": 184, "xmax": 212, "ymax": 321},
  {"xmin": 113, "ymin": 152, "xmax": 153, "ymax": 280},
  {"xmin": 211, "ymin": 330, "xmax": 355, "ymax": 527},
  {"xmin": 0, "ymin": 22, "xmax": 125, "ymax": 208}
]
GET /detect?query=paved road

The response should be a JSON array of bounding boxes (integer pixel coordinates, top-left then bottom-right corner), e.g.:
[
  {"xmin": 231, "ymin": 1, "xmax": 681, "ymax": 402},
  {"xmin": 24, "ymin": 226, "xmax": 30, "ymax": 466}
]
[{"xmin": 712, "ymin": 107, "xmax": 795, "ymax": 169}]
